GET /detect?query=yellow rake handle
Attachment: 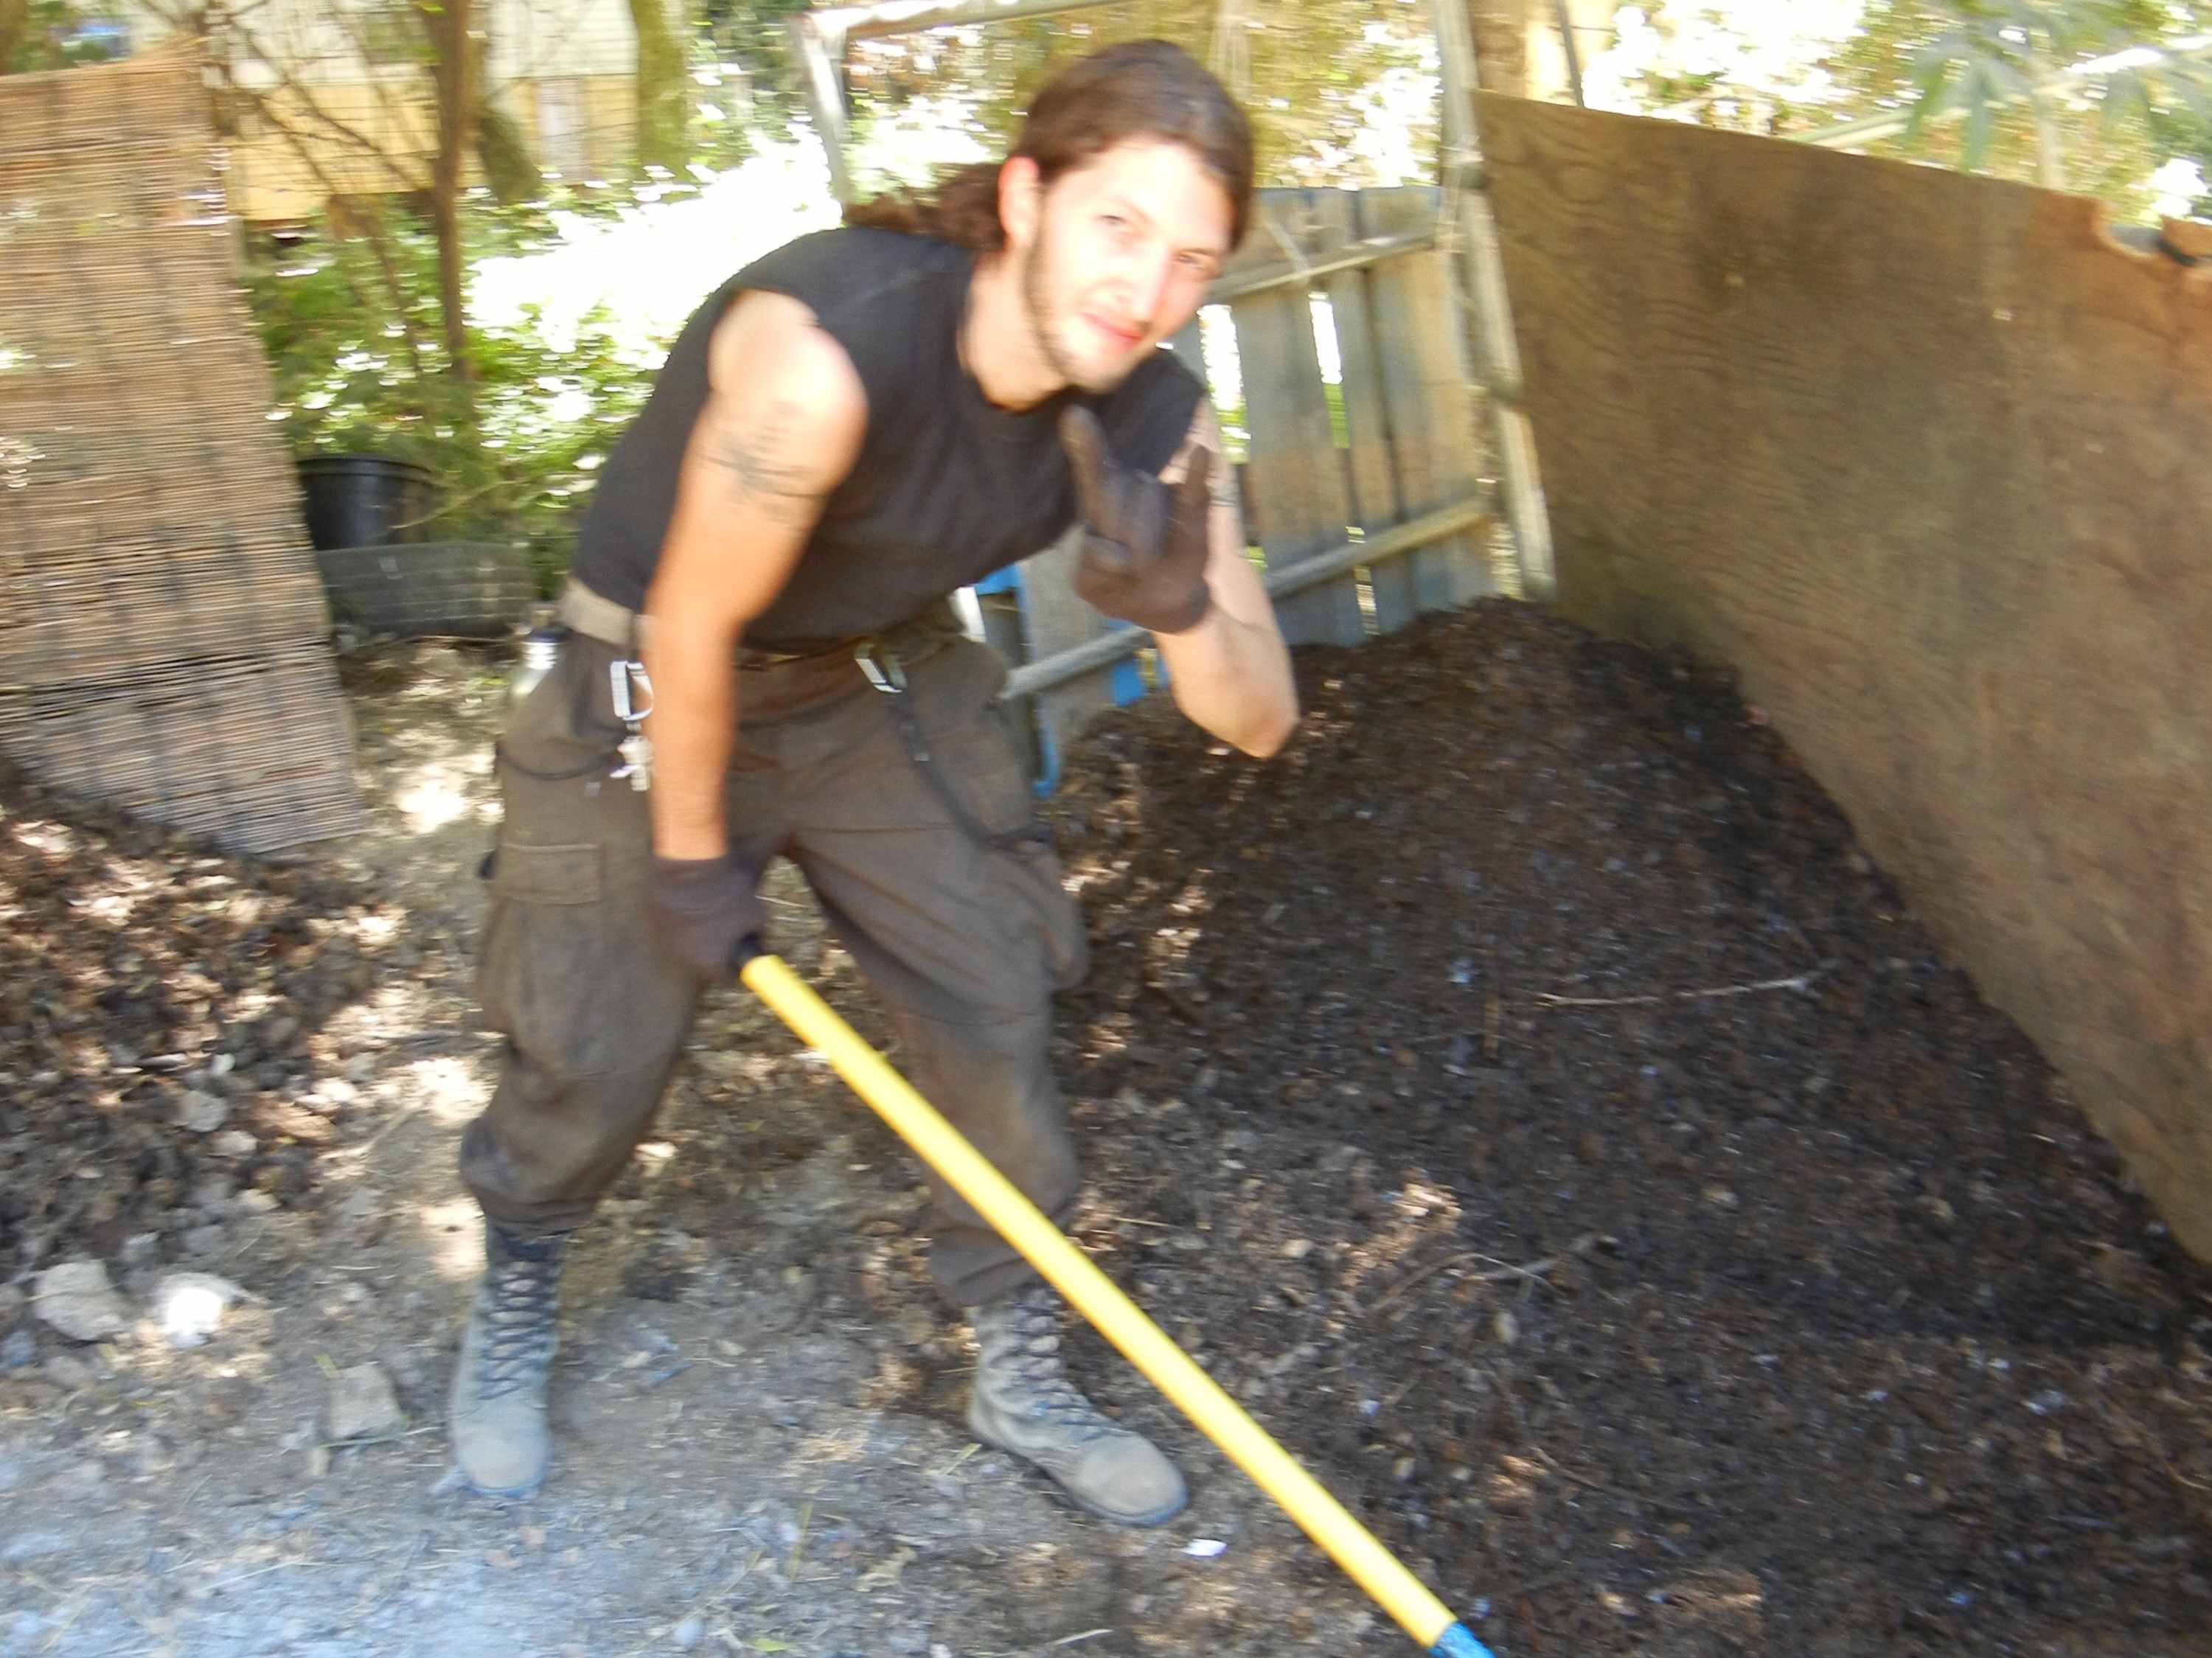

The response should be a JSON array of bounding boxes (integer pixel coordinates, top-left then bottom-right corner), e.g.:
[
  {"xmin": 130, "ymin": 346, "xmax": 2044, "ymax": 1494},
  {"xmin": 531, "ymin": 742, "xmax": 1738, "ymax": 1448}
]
[{"xmin": 740, "ymin": 950, "xmax": 1485, "ymax": 1657}]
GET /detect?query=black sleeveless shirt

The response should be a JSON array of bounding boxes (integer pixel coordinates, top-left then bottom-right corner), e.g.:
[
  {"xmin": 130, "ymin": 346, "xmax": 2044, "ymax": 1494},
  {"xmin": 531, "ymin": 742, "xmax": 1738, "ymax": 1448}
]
[{"xmin": 570, "ymin": 226, "xmax": 1206, "ymax": 651}]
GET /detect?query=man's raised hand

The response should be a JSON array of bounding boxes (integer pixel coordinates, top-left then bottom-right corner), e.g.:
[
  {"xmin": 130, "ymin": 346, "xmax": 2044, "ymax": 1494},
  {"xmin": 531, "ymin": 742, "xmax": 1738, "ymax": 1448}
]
[{"xmin": 1059, "ymin": 405, "xmax": 1215, "ymax": 636}]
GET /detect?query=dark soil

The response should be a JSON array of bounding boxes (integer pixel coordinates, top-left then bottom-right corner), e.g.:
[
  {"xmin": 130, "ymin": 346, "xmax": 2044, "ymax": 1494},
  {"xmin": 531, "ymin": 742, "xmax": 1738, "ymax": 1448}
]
[
  {"xmin": 2, "ymin": 600, "xmax": 2208, "ymax": 1658},
  {"xmin": 1045, "ymin": 599, "xmax": 2212, "ymax": 1656},
  {"xmin": 0, "ymin": 758, "xmax": 400, "ymax": 1278}
]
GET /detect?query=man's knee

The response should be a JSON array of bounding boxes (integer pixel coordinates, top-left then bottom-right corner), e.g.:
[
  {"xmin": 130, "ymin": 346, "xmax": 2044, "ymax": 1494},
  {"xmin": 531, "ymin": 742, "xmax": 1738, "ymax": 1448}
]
[{"xmin": 899, "ymin": 1007, "xmax": 1074, "ymax": 1188}]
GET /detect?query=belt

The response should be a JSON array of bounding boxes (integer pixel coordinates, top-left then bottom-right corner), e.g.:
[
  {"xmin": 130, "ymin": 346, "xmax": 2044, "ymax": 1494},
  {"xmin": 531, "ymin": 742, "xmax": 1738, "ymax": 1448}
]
[
  {"xmin": 551, "ymin": 577, "xmax": 1043, "ymax": 854},
  {"xmin": 555, "ymin": 577, "xmax": 962, "ymax": 669}
]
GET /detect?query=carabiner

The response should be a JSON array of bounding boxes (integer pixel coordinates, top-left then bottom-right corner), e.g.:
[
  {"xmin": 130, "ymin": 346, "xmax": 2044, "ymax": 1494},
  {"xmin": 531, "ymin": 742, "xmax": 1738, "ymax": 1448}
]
[
  {"xmin": 610, "ymin": 659, "xmax": 655, "ymax": 724},
  {"xmin": 855, "ymin": 642, "xmax": 907, "ymax": 694}
]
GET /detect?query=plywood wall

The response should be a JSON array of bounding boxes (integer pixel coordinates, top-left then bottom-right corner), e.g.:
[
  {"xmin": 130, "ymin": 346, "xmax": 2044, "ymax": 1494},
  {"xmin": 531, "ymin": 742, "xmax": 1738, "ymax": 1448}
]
[{"xmin": 1480, "ymin": 92, "xmax": 2212, "ymax": 1260}]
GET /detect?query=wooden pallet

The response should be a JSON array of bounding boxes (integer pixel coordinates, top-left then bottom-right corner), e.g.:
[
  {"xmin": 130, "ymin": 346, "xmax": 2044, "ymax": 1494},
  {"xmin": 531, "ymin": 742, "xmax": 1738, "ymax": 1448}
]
[{"xmin": 1006, "ymin": 185, "xmax": 1498, "ymax": 778}]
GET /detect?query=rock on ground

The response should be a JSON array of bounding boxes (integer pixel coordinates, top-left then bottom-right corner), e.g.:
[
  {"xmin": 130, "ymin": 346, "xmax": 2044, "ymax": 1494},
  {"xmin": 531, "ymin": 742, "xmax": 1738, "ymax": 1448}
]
[
  {"xmin": 32, "ymin": 1261, "xmax": 132, "ymax": 1342},
  {"xmin": 324, "ymin": 1362, "xmax": 404, "ymax": 1442}
]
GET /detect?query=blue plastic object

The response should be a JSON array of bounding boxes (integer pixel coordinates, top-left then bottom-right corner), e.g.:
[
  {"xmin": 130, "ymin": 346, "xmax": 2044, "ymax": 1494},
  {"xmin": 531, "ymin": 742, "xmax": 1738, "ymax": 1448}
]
[
  {"xmin": 1430, "ymin": 1625, "xmax": 1498, "ymax": 1658},
  {"xmin": 973, "ymin": 564, "xmax": 1163, "ymax": 798}
]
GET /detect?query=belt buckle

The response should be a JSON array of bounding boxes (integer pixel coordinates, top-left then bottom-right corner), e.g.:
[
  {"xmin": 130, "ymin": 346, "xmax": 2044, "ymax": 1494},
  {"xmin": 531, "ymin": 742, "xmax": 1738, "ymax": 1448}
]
[{"xmin": 855, "ymin": 641, "xmax": 906, "ymax": 694}]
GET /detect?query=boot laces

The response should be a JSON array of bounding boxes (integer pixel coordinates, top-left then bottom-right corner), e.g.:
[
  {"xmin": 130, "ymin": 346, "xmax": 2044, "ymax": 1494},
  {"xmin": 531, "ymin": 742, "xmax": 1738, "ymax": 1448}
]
[
  {"xmin": 474, "ymin": 1242, "xmax": 563, "ymax": 1401},
  {"xmin": 982, "ymin": 1289, "xmax": 1114, "ymax": 1442}
]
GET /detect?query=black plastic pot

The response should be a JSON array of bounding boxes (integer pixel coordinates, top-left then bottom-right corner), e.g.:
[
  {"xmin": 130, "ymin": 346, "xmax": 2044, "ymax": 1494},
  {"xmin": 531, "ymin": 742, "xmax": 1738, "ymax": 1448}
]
[{"xmin": 297, "ymin": 454, "xmax": 434, "ymax": 551}]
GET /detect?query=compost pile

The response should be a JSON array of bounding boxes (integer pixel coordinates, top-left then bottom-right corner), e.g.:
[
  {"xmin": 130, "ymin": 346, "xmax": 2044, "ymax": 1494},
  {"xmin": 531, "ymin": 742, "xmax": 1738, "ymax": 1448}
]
[
  {"xmin": 1, "ymin": 595, "xmax": 2207, "ymax": 1656},
  {"xmin": 1047, "ymin": 598, "xmax": 2212, "ymax": 1656},
  {"xmin": 0, "ymin": 757, "xmax": 396, "ymax": 1283}
]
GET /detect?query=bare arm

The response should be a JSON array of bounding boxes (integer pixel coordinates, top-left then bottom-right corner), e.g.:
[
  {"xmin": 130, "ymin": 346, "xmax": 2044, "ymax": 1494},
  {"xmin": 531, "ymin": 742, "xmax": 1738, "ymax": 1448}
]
[
  {"xmin": 1150, "ymin": 402, "xmax": 1298, "ymax": 758},
  {"xmin": 643, "ymin": 293, "xmax": 866, "ymax": 860}
]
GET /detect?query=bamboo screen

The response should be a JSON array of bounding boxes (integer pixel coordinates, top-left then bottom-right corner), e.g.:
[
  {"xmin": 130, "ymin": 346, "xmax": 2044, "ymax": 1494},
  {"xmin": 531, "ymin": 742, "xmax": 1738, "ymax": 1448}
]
[{"xmin": 0, "ymin": 41, "xmax": 364, "ymax": 852}]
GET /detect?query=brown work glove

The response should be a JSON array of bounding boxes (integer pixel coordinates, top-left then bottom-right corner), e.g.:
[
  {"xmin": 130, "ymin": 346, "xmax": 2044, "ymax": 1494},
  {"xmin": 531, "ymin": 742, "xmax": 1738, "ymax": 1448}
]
[
  {"xmin": 1060, "ymin": 405, "xmax": 1216, "ymax": 636},
  {"xmin": 647, "ymin": 853, "xmax": 769, "ymax": 980}
]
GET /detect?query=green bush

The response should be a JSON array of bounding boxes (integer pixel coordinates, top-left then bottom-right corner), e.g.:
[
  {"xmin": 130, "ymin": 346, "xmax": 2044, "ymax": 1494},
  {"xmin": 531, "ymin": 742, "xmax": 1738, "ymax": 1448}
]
[{"xmin": 249, "ymin": 192, "xmax": 662, "ymax": 596}]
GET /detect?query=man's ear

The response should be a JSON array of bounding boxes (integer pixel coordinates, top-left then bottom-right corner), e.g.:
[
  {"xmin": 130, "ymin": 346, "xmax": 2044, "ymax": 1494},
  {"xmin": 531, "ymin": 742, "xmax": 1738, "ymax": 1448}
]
[{"xmin": 998, "ymin": 156, "xmax": 1043, "ymax": 251}]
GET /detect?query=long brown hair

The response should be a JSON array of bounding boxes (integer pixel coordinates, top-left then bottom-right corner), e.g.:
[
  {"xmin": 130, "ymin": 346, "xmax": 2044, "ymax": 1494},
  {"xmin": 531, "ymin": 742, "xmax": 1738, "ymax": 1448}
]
[{"xmin": 844, "ymin": 39, "xmax": 1256, "ymax": 252}]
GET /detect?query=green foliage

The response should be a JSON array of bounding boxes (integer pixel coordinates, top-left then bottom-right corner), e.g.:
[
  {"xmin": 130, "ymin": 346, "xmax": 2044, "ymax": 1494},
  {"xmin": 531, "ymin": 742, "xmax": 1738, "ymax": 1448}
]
[
  {"xmin": 1610, "ymin": 1, "xmax": 2212, "ymax": 218},
  {"xmin": 691, "ymin": 0, "xmax": 1441, "ymax": 191},
  {"xmin": 1895, "ymin": 1, "xmax": 2212, "ymax": 170},
  {"xmin": 243, "ymin": 0, "xmax": 1443, "ymax": 602},
  {"xmin": 1855, "ymin": 2, "xmax": 2212, "ymax": 207},
  {"xmin": 695, "ymin": 0, "xmax": 815, "ymax": 139},
  {"xmin": 249, "ymin": 195, "xmax": 659, "ymax": 594},
  {"xmin": 630, "ymin": 0, "xmax": 692, "ymax": 172},
  {"xmin": 2144, "ymin": 95, "xmax": 2212, "ymax": 214},
  {"xmin": 2, "ymin": 0, "xmax": 131, "ymax": 74}
]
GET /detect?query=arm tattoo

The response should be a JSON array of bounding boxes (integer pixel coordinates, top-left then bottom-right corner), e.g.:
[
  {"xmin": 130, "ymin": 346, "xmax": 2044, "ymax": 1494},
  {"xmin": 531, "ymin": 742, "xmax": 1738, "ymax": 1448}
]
[{"xmin": 706, "ymin": 398, "xmax": 825, "ymax": 529}]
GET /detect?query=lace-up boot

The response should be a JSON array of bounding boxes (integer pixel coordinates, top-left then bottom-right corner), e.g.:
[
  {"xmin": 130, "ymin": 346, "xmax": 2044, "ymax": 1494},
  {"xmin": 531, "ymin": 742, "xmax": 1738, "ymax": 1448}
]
[
  {"xmin": 966, "ymin": 1283, "xmax": 1186, "ymax": 1526},
  {"xmin": 448, "ymin": 1226, "xmax": 568, "ymax": 1497}
]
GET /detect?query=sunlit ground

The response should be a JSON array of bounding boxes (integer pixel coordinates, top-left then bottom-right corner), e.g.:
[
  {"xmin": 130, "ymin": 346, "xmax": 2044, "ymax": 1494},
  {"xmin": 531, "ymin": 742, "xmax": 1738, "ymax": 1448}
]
[{"xmin": 392, "ymin": 759, "xmax": 491, "ymax": 836}]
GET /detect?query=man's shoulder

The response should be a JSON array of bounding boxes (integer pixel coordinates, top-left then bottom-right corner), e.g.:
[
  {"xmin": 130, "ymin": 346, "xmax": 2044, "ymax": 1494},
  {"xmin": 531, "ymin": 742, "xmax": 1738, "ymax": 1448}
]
[
  {"xmin": 734, "ymin": 224, "xmax": 967, "ymax": 319},
  {"xmin": 1129, "ymin": 343, "xmax": 1206, "ymax": 400},
  {"xmin": 704, "ymin": 290, "xmax": 869, "ymax": 419}
]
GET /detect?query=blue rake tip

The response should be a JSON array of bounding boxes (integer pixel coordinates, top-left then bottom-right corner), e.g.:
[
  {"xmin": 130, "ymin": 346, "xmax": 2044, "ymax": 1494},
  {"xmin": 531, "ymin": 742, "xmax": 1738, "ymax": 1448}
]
[{"xmin": 1431, "ymin": 1624, "xmax": 1498, "ymax": 1658}]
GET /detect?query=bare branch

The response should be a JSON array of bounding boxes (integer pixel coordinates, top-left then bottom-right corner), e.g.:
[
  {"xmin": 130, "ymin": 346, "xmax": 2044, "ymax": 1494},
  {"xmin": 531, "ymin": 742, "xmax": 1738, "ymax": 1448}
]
[{"xmin": 218, "ymin": 78, "xmax": 428, "ymax": 375}]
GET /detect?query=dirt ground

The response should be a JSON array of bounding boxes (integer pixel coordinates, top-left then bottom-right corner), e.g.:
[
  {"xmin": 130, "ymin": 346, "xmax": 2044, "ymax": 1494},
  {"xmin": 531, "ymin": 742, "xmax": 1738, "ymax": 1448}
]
[{"xmin": 2, "ymin": 599, "xmax": 2208, "ymax": 1658}]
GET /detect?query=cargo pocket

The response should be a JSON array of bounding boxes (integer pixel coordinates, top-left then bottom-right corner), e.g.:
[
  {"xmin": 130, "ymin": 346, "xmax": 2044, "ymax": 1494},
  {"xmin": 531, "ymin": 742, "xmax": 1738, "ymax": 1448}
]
[
  {"xmin": 490, "ymin": 840, "xmax": 602, "ymax": 906},
  {"xmin": 914, "ymin": 652, "xmax": 1050, "ymax": 851},
  {"xmin": 476, "ymin": 839, "xmax": 669, "ymax": 1083},
  {"xmin": 954, "ymin": 701, "xmax": 1085, "ymax": 991},
  {"xmin": 954, "ymin": 711, "xmax": 1051, "ymax": 852}
]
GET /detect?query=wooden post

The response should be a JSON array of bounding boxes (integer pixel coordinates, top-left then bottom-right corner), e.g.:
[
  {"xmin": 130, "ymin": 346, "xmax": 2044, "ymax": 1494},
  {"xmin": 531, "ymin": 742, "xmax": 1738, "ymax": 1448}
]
[
  {"xmin": 786, "ymin": 13, "xmax": 856, "ymax": 203},
  {"xmin": 1358, "ymin": 186, "xmax": 1489, "ymax": 624},
  {"xmin": 1231, "ymin": 191, "xmax": 1366, "ymax": 648},
  {"xmin": 1309, "ymin": 190, "xmax": 1404, "ymax": 631},
  {"xmin": 1433, "ymin": 0, "xmax": 1557, "ymax": 601},
  {"xmin": 1550, "ymin": 0, "xmax": 1587, "ymax": 107},
  {"xmin": 1012, "ymin": 525, "xmax": 1123, "ymax": 789}
]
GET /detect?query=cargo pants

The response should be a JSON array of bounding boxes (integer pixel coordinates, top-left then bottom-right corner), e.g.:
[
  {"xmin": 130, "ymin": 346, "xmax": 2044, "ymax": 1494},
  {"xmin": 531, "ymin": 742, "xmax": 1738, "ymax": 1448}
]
[{"xmin": 457, "ymin": 593, "xmax": 1089, "ymax": 1308}]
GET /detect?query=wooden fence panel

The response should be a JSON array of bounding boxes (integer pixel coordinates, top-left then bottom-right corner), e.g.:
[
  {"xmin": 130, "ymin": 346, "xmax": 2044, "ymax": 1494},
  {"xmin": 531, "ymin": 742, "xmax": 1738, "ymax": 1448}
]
[
  {"xmin": 999, "ymin": 186, "xmax": 1481, "ymax": 772},
  {"xmin": 1360, "ymin": 186, "xmax": 1490, "ymax": 618},
  {"xmin": 1014, "ymin": 523, "xmax": 1121, "ymax": 787},
  {"xmin": 1231, "ymin": 189, "xmax": 1365, "ymax": 649},
  {"xmin": 1311, "ymin": 191, "xmax": 1402, "ymax": 635}
]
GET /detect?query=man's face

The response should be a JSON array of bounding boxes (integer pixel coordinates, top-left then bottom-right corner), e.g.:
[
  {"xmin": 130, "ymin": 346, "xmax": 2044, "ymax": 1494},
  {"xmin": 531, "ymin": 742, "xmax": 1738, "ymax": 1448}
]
[{"xmin": 1010, "ymin": 140, "xmax": 1235, "ymax": 394}]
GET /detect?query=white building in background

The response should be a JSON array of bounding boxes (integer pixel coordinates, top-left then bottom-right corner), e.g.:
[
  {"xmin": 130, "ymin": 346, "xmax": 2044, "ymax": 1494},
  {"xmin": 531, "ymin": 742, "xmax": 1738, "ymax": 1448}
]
[{"xmin": 119, "ymin": 0, "xmax": 651, "ymax": 221}]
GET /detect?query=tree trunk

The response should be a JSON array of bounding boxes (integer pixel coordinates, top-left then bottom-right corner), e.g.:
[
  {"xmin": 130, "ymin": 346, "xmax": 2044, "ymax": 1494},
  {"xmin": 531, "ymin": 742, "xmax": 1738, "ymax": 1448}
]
[
  {"xmin": 424, "ymin": 0, "xmax": 477, "ymax": 385},
  {"xmin": 628, "ymin": 0, "xmax": 687, "ymax": 173},
  {"xmin": 1, "ymin": 0, "xmax": 34, "ymax": 74},
  {"xmin": 2030, "ymin": 94, "xmax": 2065, "ymax": 189},
  {"xmin": 476, "ymin": 93, "xmax": 544, "ymax": 203},
  {"xmin": 2025, "ymin": 46, "xmax": 2065, "ymax": 190}
]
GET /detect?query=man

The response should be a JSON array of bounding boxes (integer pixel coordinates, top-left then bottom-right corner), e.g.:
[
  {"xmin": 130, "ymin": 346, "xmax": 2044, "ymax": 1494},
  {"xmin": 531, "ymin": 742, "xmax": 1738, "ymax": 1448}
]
[{"xmin": 450, "ymin": 39, "xmax": 1298, "ymax": 1525}]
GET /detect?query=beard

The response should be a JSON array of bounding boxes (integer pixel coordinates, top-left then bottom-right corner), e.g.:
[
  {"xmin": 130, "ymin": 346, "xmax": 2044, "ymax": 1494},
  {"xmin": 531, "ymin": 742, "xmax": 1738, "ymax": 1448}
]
[{"xmin": 1020, "ymin": 229, "xmax": 1139, "ymax": 396}]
